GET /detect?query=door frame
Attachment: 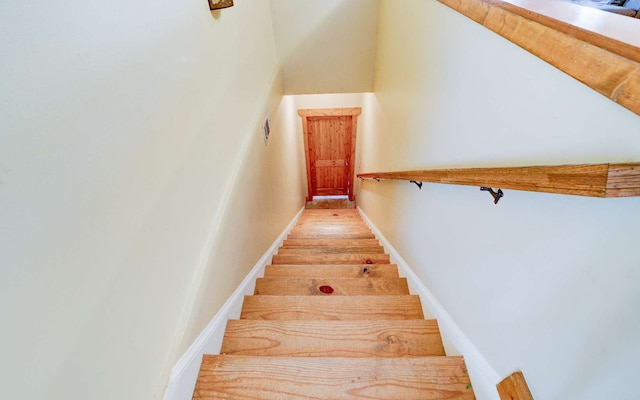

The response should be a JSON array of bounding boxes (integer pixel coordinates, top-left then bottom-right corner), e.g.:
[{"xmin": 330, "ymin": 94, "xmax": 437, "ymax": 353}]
[{"xmin": 298, "ymin": 107, "xmax": 361, "ymax": 202}]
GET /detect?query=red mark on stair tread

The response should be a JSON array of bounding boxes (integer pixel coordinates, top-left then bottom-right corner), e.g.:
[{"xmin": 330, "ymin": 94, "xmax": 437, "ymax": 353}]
[
  {"xmin": 318, "ymin": 285, "xmax": 334, "ymax": 294},
  {"xmin": 333, "ymin": 213, "xmax": 339, "ymax": 216},
  {"xmin": 365, "ymin": 259, "xmax": 373, "ymax": 264}
]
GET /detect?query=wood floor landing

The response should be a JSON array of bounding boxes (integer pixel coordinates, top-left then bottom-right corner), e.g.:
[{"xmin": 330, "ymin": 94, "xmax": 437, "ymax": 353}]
[
  {"xmin": 192, "ymin": 208, "xmax": 476, "ymax": 399},
  {"xmin": 264, "ymin": 264, "xmax": 400, "ymax": 278}
]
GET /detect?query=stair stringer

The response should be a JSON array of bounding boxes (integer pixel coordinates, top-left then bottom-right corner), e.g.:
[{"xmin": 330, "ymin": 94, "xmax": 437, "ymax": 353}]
[{"xmin": 357, "ymin": 206, "xmax": 502, "ymax": 400}]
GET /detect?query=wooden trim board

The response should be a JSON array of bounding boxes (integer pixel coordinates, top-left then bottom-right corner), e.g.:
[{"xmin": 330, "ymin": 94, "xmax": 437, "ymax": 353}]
[{"xmin": 437, "ymin": 0, "xmax": 640, "ymax": 116}]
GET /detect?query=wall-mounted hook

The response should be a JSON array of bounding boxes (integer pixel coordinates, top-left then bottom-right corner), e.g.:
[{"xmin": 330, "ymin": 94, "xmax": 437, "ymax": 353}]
[
  {"xmin": 480, "ymin": 187, "xmax": 504, "ymax": 204},
  {"xmin": 410, "ymin": 180, "xmax": 423, "ymax": 190}
]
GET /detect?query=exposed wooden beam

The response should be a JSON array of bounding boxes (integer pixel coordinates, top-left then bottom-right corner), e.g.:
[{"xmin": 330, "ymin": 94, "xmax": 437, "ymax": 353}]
[{"xmin": 437, "ymin": 0, "xmax": 640, "ymax": 116}]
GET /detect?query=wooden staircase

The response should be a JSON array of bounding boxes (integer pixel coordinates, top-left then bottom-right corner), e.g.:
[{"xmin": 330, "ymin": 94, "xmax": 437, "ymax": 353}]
[{"xmin": 192, "ymin": 209, "xmax": 476, "ymax": 399}]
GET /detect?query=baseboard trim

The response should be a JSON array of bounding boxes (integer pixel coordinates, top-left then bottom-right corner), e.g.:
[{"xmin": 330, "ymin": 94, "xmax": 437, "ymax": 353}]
[
  {"xmin": 161, "ymin": 207, "xmax": 304, "ymax": 400},
  {"xmin": 357, "ymin": 206, "xmax": 502, "ymax": 400}
]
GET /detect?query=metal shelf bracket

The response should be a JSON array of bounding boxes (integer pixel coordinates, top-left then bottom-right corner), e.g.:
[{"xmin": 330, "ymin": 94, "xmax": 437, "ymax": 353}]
[
  {"xmin": 480, "ymin": 187, "xmax": 504, "ymax": 204},
  {"xmin": 410, "ymin": 180, "xmax": 423, "ymax": 190}
]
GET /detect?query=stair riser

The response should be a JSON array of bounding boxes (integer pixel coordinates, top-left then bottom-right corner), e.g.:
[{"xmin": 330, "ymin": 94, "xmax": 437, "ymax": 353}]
[
  {"xmin": 278, "ymin": 246, "xmax": 385, "ymax": 254},
  {"xmin": 283, "ymin": 239, "xmax": 381, "ymax": 247},
  {"xmin": 264, "ymin": 264, "xmax": 399, "ymax": 278},
  {"xmin": 254, "ymin": 278, "xmax": 409, "ymax": 296},
  {"xmin": 272, "ymin": 254, "xmax": 391, "ymax": 265},
  {"xmin": 240, "ymin": 296, "xmax": 425, "ymax": 321},
  {"xmin": 288, "ymin": 230, "xmax": 373, "ymax": 236},
  {"xmin": 286, "ymin": 233, "xmax": 377, "ymax": 239}
]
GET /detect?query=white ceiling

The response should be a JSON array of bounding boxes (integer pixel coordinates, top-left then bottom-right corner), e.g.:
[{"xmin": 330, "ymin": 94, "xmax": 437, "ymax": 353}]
[{"xmin": 269, "ymin": 0, "xmax": 380, "ymax": 95}]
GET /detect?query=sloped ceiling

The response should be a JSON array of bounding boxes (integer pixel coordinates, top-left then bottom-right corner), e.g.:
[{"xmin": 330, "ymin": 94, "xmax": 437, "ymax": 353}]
[{"xmin": 269, "ymin": 0, "xmax": 379, "ymax": 95}]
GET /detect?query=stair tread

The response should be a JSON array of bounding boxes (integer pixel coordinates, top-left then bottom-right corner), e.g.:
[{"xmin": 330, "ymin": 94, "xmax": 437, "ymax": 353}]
[
  {"xmin": 272, "ymin": 253, "xmax": 391, "ymax": 265},
  {"xmin": 221, "ymin": 320, "xmax": 446, "ymax": 357},
  {"xmin": 296, "ymin": 217, "xmax": 363, "ymax": 222},
  {"xmin": 286, "ymin": 233, "xmax": 377, "ymax": 239},
  {"xmin": 290, "ymin": 228, "xmax": 370, "ymax": 231},
  {"xmin": 299, "ymin": 210, "xmax": 360, "ymax": 214},
  {"xmin": 240, "ymin": 295, "xmax": 424, "ymax": 320},
  {"xmin": 264, "ymin": 264, "xmax": 399, "ymax": 278},
  {"xmin": 292, "ymin": 226, "xmax": 370, "ymax": 230},
  {"xmin": 291, "ymin": 222, "xmax": 372, "ymax": 233},
  {"xmin": 282, "ymin": 239, "xmax": 381, "ymax": 247},
  {"xmin": 295, "ymin": 218, "xmax": 366, "ymax": 222},
  {"xmin": 297, "ymin": 220, "xmax": 363, "ymax": 223},
  {"xmin": 193, "ymin": 355, "xmax": 474, "ymax": 400},
  {"xmin": 278, "ymin": 246, "xmax": 386, "ymax": 254},
  {"xmin": 254, "ymin": 278, "xmax": 409, "ymax": 296},
  {"xmin": 293, "ymin": 218, "xmax": 367, "ymax": 223},
  {"xmin": 288, "ymin": 230, "xmax": 374, "ymax": 237},
  {"xmin": 290, "ymin": 224, "xmax": 370, "ymax": 230}
]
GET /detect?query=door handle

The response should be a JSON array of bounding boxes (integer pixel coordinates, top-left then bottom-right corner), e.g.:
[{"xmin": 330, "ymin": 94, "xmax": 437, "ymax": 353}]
[{"xmin": 345, "ymin": 161, "xmax": 349, "ymax": 166}]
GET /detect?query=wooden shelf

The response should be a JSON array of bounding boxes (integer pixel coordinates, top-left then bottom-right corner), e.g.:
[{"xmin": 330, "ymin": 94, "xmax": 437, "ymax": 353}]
[{"xmin": 358, "ymin": 163, "xmax": 640, "ymax": 198}]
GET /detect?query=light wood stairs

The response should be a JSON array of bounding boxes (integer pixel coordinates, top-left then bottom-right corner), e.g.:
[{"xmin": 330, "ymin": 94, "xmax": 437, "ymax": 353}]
[{"xmin": 192, "ymin": 208, "xmax": 476, "ymax": 399}]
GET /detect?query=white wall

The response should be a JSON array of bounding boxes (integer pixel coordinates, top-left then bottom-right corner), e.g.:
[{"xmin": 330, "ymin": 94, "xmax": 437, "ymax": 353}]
[
  {"xmin": 178, "ymin": 81, "xmax": 307, "ymax": 353},
  {"xmin": 163, "ymin": 82, "xmax": 307, "ymax": 400},
  {"xmin": 0, "ymin": 1, "xmax": 305, "ymax": 399},
  {"xmin": 357, "ymin": 1, "xmax": 640, "ymax": 400},
  {"xmin": 269, "ymin": 0, "xmax": 379, "ymax": 94}
]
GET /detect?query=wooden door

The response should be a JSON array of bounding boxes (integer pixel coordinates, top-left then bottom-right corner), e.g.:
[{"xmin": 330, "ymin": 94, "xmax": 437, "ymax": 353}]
[
  {"xmin": 308, "ymin": 116, "xmax": 352, "ymax": 197},
  {"xmin": 299, "ymin": 108, "xmax": 361, "ymax": 202}
]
